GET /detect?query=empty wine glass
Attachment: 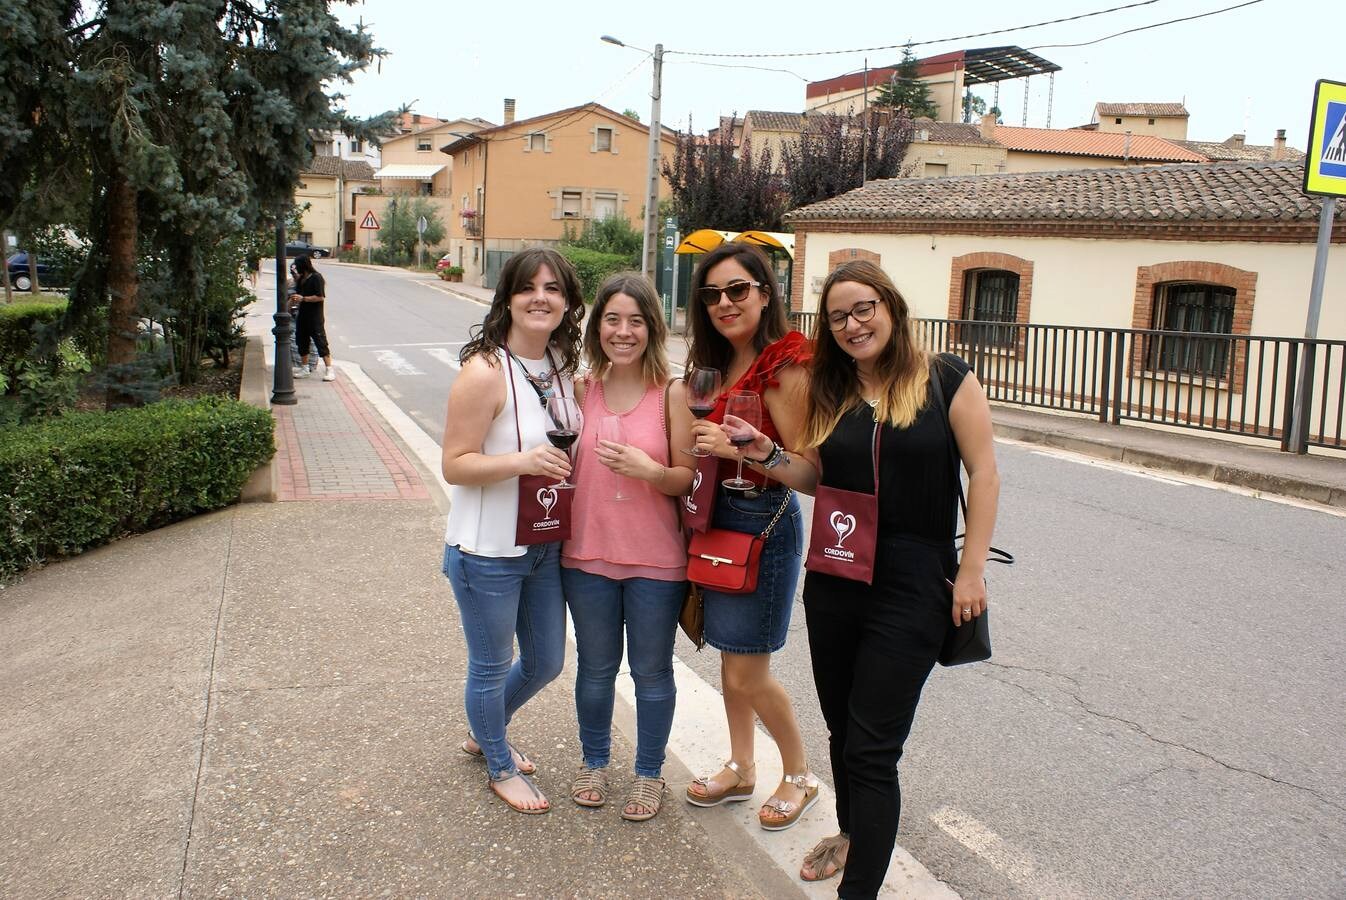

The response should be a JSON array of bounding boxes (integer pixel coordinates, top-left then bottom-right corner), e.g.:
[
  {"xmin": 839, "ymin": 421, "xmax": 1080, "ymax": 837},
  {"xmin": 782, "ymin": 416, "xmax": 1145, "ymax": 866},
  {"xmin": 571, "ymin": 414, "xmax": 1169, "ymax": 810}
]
[
  {"xmin": 722, "ymin": 390, "xmax": 761, "ymax": 492},
  {"xmin": 545, "ymin": 396, "xmax": 581, "ymax": 490},
  {"xmin": 598, "ymin": 415, "xmax": 630, "ymax": 501},
  {"xmin": 683, "ymin": 367, "xmax": 722, "ymax": 457}
]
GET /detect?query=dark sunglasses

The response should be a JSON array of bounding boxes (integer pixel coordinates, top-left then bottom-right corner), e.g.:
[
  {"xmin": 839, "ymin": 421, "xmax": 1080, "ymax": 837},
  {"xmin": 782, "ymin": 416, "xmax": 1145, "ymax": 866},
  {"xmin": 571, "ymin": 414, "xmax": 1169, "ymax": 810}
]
[
  {"xmin": 826, "ymin": 299, "xmax": 879, "ymax": 331},
  {"xmin": 696, "ymin": 280, "xmax": 762, "ymax": 306}
]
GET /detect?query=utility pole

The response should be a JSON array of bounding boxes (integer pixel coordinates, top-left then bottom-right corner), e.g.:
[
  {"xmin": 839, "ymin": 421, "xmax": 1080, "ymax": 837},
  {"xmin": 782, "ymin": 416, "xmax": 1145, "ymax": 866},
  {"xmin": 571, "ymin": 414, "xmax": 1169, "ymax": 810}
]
[{"xmin": 641, "ymin": 43, "xmax": 664, "ymax": 279}]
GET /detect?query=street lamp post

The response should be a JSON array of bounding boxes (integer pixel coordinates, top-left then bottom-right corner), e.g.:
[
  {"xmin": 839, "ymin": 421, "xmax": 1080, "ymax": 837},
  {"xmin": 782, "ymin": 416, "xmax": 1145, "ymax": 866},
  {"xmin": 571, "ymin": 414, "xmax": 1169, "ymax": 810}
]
[
  {"xmin": 602, "ymin": 35, "xmax": 662, "ymax": 279},
  {"xmin": 271, "ymin": 207, "xmax": 297, "ymax": 405}
]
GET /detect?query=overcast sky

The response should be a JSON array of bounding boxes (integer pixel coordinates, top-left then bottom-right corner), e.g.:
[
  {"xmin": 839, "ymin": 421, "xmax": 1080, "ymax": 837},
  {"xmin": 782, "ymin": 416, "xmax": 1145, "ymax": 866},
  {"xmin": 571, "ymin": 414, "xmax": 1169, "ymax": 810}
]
[{"xmin": 332, "ymin": 0, "xmax": 1322, "ymax": 149}]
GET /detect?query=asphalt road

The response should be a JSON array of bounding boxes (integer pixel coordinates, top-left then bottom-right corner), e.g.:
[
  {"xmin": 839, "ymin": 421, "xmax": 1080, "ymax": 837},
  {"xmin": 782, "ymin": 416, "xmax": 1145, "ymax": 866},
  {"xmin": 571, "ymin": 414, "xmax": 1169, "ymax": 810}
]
[{"xmin": 305, "ymin": 261, "xmax": 1346, "ymax": 899}]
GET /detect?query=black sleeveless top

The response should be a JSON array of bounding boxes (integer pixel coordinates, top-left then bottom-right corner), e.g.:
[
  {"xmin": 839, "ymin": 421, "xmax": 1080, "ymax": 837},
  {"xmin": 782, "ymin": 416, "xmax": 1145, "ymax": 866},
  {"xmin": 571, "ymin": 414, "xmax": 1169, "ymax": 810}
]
[{"xmin": 815, "ymin": 353, "xmax": 970, "ymax": 543}]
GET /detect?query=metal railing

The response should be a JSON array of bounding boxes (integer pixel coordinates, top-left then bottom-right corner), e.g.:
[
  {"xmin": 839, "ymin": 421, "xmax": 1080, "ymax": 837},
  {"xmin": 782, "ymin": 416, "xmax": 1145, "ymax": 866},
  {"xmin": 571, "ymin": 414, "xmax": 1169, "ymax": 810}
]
[{"xmin": 787, "ymin": 313, "xmax": 1345, "ymax": 452}]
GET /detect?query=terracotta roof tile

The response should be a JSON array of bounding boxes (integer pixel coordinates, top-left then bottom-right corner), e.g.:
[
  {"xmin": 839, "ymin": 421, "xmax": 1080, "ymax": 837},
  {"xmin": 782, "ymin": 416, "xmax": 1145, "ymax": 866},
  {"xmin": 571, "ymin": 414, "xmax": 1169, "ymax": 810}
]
[
  {"xmin": 912, "ymin": 117, "xmax": 999, "ymax": 147},
  {"xmin": 301, "ymin": 156, "xmax": 376, "ymax": 180},
  {"xmin": 785, "ymin": 160, "xmax": 1332, "ymax": 225},
  {"xmin": 994, "ymin": 125, "xmax": 1206, "ymax": 162},
  {"xmin": 1095, "ymin": 102, "xmax": 1189, "ymax": 118},
  {"xmin": 1175, "ymin": 139, "xmax": 1304, "ymax": 162},
  {"xmin": 746, "ymin": 110, "xmax": 808, "ymax": 132}
]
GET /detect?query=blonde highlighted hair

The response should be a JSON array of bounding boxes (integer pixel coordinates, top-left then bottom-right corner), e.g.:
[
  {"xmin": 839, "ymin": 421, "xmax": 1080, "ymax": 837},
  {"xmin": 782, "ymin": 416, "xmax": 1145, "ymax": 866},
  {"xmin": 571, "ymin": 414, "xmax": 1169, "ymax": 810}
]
[
  {"xmin": 583, "ymin": 272, "xmax": 671, "ymax": 387},
  {"xmin": 800, "ymin": 260, "xmax": 929, "ymax": 449}
]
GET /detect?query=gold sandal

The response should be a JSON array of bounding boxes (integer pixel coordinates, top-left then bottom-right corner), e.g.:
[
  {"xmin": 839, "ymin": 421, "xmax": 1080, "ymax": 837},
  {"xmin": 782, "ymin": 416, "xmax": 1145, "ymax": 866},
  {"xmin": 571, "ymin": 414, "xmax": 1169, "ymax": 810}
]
[
  {"xmin": 621, "ymin": 776, "xmax": 666, "ymax": 822},
  {"xmin": 685, "ymin": 760, "xmax": 756, "ymax": 807},
  {"xmin": 801, "ymin": 833, "xmax": 849, "ymax": 882},
  {"xmin": 758, "ymin": 771, "xmax": 819, "ymax": 831},
  {"xmin": 571, "ymin": 766, "xmax": 609, "ymax": 808}
]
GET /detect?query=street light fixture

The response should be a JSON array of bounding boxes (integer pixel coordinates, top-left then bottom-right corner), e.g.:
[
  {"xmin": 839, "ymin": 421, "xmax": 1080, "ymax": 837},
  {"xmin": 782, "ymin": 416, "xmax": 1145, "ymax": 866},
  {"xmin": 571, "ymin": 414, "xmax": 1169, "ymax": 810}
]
[{"xmin": 600, "ymin": 34, "xmax": 663, "ymax": 281}]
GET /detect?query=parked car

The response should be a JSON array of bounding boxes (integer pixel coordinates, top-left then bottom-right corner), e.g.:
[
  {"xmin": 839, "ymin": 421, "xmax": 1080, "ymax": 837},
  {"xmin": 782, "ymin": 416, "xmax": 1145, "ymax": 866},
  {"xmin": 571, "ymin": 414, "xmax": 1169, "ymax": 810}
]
[
  {"xmin": 5, "ymin": 252, "xmax": 64, "ymax": 292},
  {"xmin": 283, "ymin": 240, "xmax": 330, "ymax": 259}
]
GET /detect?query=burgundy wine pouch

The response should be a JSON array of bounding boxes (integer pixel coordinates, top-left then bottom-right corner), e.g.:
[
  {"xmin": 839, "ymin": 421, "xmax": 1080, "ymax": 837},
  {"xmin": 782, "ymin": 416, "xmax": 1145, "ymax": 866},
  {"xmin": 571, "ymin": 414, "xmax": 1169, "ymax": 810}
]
[
  {"xmin": 680, "ymin": 454, "xmax": 719, "ymax": 533},
  {"xmin": 805, "ymin": 422, "xmax": 880, "ymax": 584},
  {"xmin": 506, "ymin": 346, "xmax": 572, "ymax": 546}
]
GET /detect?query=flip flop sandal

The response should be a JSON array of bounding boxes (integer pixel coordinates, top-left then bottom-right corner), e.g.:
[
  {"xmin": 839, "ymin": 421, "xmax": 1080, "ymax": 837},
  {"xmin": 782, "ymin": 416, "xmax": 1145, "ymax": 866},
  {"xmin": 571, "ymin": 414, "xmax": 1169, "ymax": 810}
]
[
  {"xmin": 800, "ymin": 834, "xmax": 849, "ymax": 882},
  {"xmin": 488, "ymin": 771, "xmax": 550, "ymax": 815},
  {"xmin": 685, "ymin": 760, "xmax": 756, "ymax": 808},
  {"xmin": 461, "ymin": 736, "xmax": 537, "ymax": 775},
  {"xmin": 621, "ymin": 776, "xmax": 666, "ymax": 822},
  {"xmin": 571, "ymin": 766, "xmax": 609, "ymax": 808},
  {"xmin": 759, "ymin": 772, "xmax": 820, "ymax": 832}
]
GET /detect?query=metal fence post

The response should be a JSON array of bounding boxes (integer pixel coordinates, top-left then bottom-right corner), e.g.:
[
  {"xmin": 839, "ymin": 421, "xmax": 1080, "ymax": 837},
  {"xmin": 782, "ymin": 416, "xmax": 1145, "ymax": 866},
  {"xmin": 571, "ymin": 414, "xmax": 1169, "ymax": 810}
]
[
  {"xmin": 1280, "ymin": 342, "xmax": 1299, "ymax": 452},
  {"xmin": 1111, "ymin": 330, "xmax": 1125, "ymax": 425},
  {"xmin": 1098, "ymin": 331, "xmax": 1113, "ymax": 423}
]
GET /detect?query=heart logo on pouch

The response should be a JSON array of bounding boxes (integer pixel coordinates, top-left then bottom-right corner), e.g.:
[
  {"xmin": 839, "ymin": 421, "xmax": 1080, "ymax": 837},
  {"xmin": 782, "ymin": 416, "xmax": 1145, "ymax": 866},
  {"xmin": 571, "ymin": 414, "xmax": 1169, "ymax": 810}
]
[
  {"xmin": 536, "ymin": 487, "xmax": 559, "ymax": 518},
  {"xmin": 830, "ymin": 511, "xmax": 857, "ymax": 548}
]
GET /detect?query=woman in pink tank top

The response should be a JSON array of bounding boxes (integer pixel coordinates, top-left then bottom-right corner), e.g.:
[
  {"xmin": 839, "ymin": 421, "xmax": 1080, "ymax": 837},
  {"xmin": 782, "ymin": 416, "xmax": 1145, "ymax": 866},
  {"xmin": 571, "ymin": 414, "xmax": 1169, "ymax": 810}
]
[{"xmin": 561, "ymin": 273, "xmax": 696, "ymax": 822}]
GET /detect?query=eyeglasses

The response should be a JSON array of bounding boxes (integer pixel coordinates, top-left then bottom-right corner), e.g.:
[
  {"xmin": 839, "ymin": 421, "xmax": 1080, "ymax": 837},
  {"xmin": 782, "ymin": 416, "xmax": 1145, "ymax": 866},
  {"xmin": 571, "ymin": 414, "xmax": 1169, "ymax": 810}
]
[
  {"xmin": 826, "ymin": 299, "xmax": 879, "ymax": 331},
  {"xmin": 696, "ymin": 280, "xmax": 762, "ymax": 306}
]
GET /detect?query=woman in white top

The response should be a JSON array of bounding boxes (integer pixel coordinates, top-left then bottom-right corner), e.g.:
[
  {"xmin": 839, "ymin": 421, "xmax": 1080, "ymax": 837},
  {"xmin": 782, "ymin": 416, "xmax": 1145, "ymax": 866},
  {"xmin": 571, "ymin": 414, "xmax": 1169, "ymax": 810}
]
[{"xmin": 441, "ymin": 248, "xmax": 585, "ymax": 815}]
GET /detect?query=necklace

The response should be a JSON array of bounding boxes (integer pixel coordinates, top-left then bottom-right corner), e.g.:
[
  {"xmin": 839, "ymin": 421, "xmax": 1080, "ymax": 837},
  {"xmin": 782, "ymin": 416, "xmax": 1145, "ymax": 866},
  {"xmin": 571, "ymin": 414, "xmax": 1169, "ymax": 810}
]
[{"xmin": 509, "ymin": 350, "xmax": 556, "ymax": 402}]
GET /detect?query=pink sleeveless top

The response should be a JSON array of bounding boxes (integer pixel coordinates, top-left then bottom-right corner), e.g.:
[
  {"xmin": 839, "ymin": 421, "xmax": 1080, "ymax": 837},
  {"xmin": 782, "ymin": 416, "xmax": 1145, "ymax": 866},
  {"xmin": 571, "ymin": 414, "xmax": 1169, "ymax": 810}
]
[{"xmin": 561, "ymin": 378, "xmax": 687, "ymax": 582}]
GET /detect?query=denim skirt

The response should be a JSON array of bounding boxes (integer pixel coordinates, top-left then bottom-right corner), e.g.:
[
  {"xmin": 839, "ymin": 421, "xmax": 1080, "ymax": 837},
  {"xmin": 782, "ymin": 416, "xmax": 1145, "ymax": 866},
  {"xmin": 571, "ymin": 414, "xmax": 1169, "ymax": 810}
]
[{"xmin": 702, "ymin": 485, "xmax": 803, "ymax": 654}]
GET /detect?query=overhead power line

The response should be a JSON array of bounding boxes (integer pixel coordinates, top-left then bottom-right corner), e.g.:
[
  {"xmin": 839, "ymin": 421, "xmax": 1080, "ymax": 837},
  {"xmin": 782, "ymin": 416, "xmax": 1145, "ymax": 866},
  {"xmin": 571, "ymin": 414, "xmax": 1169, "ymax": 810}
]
[{"xmin": 1026, "ymin": 0, "xmax": 1264, "ymax": 49}]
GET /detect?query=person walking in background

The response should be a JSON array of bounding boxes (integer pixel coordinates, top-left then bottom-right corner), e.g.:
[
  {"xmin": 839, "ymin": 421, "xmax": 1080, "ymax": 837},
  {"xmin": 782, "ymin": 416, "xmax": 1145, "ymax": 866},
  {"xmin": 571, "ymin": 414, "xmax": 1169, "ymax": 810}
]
[
  {"xmin": 440, "ymin": 248, "xmax": 586, "ymax": 815},
  {"xmin": 729, "ymin": 259, "xmax": 1001, "ymax": 895},
  {"xmin": 290, "ymin": 255, "xmax": 336, "ymax": 382},
  {"xmin": 561, "ymin": 272, "xmax": 696, "ymax": 822},
  {"xmin": 680, "ymin": 243, "xmax": 819, "ymax": 832}
]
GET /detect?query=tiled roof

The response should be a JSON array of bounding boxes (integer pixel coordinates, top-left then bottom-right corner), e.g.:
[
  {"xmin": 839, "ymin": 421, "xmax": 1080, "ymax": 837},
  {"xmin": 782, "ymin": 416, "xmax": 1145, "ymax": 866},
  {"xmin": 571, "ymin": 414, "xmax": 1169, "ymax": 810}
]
[
  {"xmin": 746, "ymin": 110, "xmax": 808, "ymax": 132},
  {"xmin": 994, "ymin": 125, "xmax": 1206, "ymax": 162},
  {"xmin": 785, "ymin": 160, "xmax": 1332, "ymax": 225},
  {"xmin": 912, "ymin": 118, "xmax": 999, "ymax": 147},
  {"xmin": 1095, "ymin": 102, "xmax": 1189, "ymax": 118},
  {"xmin": 301, "ymin": 156, "xmax": 376, "ymax": 180},
  {"xmin": 1175, "ymin": 138, "xmax": 1305, "ymax": 162}
]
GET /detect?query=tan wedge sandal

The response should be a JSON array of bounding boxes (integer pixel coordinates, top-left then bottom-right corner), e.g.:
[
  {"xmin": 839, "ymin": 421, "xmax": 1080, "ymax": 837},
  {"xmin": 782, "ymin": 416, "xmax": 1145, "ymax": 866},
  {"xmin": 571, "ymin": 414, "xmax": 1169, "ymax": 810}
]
[
  {"xmin": 685, "ymin": 760, "xmax": 755, "ymax": 807},
  {"xmin": 758, "ymin": 771, "xmax": 820, "ymax": 831}
]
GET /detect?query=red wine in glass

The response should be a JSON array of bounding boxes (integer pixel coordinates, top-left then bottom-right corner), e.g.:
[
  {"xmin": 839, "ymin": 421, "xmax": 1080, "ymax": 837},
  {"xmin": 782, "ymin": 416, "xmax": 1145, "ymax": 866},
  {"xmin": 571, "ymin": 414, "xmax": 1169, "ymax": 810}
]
[
  {"xmin": 546, "ymin": 396, "xmax": 581, "ymax": 489},
  {"xmin": 546, "ymin": 429, "xmax": 578, "ymax": 450},
  {"xmin": 684, "ymin": 367, "xmax": 722, "ymax": 457},
  {"xmin": 722, "ymin": 390, "xmax": 761, "ymax": 492}
]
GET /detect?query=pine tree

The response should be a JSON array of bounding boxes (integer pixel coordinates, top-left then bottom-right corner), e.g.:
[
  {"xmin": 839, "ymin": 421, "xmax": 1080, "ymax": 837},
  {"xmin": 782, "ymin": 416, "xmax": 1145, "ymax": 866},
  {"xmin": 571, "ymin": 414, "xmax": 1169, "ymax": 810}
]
[
  {"xmin": 873, "ymin": 45, "xmax": 940, "ymax": 120},
  {"xmin": 0, "ymin": 1, "xmax": 392, "ymax": 407}
]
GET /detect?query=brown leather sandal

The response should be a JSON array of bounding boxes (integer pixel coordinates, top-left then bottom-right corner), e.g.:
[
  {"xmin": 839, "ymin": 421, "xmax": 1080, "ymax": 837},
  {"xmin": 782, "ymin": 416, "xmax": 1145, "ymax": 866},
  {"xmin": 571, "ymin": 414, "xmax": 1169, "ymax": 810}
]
[
  {"xmin": 571, "ymin": 766, "xmax": 609, "ymax": 808},
  {"xmin": 759, "ymin": 771, "xmax": 820, "ymax": 831},
  {"xmin": 685, "ymin": 760, "xmax": 756, "ymax": 807},
  {"xmin": 801, "ymin": 833, "xmax": 849, "ymax": 882},
  {"xmin": 621, "ymin": 776, "xmax": 666, "ymax": 822},
  {"xmin": 461, "ymin": 735, "xmax": 537, "ymax": 775}
]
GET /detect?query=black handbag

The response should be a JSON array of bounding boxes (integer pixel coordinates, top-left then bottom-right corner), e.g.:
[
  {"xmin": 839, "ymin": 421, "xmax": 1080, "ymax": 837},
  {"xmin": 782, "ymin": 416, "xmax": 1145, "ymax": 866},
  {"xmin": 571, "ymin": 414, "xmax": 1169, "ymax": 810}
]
[{"xmin": 928, "ymin": 360, "xmax": 1014, "ymax": 667}]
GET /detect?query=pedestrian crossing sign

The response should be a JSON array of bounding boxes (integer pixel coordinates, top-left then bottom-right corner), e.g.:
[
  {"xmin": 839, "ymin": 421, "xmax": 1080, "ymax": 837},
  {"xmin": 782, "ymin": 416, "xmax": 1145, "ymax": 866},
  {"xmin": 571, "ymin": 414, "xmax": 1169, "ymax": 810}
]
[
  {"xmin": 359, "ymin": 210, "xmax": 380, "ymax": 230},
  {"xmin": 1304, "ymin": 79, "xmax": 1346, "ymax": 197}
]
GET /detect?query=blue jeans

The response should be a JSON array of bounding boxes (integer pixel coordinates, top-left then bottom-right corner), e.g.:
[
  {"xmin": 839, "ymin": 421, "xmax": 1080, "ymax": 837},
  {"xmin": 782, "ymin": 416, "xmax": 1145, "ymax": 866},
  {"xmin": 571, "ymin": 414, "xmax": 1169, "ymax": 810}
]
[
  {"xmin": 561, "ymin": 567, "xmax": 684, "ymax": 778},
  {"xmin": 442, "ymin": 543, "xmax": 566, "ymax": 779}
]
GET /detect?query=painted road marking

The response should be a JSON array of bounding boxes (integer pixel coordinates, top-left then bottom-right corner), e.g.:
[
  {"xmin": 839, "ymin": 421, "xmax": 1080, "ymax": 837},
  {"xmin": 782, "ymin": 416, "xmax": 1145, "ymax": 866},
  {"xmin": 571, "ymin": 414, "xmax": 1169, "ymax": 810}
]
[
  {"xmin": 372, "ymin": 349, "xmax": 425, "ymax": 377},
  {"xmin": 423, "ymin": 348, "xmax": 461, "ymax": 370},
  {"xmin": 931, "ymin": 807, "xmax": 1082, "ymax": 896}
]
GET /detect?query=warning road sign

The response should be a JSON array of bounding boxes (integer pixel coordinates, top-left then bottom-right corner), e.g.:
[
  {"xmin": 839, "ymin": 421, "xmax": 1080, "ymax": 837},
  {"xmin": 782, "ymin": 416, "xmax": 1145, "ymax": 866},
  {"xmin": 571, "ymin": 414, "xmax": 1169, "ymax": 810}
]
[
  {"xmin": 1304, "ymin": 79, "xmax": 1346, "ymax": 198},
  {"xmin": 359, "ymin": 210, "xmax": 380, "ymax": 230}
]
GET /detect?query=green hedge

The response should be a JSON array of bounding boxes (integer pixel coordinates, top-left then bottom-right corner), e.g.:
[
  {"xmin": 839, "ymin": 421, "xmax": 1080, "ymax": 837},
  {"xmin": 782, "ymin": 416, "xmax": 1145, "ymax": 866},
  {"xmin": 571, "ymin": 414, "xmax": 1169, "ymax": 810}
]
[
  {"xmin": 0, "ymin": 397, "xmax": 275, "ymax": 580},
  {"xmin": 1, "ymin": 299, "xmax": 67, "ymax": 382},
  {"xmin": 558, "ymin": 246, "xmax": 634, "ymax": 302}
]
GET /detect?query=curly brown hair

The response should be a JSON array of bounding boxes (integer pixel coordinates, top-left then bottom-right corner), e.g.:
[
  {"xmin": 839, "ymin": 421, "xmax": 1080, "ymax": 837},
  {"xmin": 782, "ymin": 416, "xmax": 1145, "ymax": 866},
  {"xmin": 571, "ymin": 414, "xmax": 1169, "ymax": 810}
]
[{"xmin": 459, "ymin": 247, "xmax": 586, "ymax": 373}]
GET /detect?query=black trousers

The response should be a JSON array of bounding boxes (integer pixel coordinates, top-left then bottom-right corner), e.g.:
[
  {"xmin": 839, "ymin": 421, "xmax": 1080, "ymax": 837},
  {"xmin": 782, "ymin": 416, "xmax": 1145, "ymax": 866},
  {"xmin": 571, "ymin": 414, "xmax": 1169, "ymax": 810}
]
[
  {"xmin": 294, "ymin": 302, "xmax": 329, "ymax": 359},
  {"xmin": 802, "ymin": 535, "xmax": 952, "ymax": 900}
]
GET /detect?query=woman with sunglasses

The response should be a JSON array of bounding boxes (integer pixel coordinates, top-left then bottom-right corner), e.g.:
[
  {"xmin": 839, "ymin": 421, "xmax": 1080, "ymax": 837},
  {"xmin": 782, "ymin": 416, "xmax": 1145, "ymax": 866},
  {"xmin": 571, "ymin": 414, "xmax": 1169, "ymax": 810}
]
[
  {"xmin": 680, "ymin": 242, "xmax": 819, "ymax": 833},
  {"xmin": 561, "ymin": 272, "xmax": 696, "ymax": 821},
  {"xmin": 441, "ymin": 248, "xmax": 586, "ymax": 815},
  {"xmin": 729, "ymin": 260, "xmax": 1001, "ymax": 895}
]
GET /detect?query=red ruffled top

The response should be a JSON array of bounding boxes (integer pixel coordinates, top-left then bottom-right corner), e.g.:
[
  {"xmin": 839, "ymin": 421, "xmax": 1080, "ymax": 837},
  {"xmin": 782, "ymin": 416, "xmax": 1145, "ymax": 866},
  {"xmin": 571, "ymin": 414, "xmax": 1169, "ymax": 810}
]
[{"xmin": 706, "ymin": 331, "xmax": 812, "ymax": 488}]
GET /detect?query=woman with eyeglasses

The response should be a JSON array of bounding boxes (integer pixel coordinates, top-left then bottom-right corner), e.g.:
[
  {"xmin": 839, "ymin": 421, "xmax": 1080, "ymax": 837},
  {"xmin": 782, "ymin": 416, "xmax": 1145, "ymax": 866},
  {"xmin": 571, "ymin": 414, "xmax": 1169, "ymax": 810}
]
[
  {"xmin": 679, "ymin": 242, "xmax": 819, "ymax": 833},
  {"xmin": 729, "ymin": 260, "xmax": 1001, "ymax": 895}
]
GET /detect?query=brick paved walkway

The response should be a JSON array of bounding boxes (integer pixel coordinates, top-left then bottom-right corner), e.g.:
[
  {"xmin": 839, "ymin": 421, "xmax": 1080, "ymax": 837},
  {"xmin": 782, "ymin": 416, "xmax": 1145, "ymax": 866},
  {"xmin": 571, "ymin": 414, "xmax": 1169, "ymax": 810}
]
[{"xmin": 272, "ymin": 371, "xmax": 430, "ymax": 501}]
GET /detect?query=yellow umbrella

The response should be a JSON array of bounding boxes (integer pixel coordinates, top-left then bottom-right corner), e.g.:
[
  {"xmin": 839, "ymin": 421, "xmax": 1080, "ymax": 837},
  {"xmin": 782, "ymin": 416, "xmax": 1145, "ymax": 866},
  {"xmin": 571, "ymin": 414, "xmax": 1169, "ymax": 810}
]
[{"xmin": 675, "ymin": 229, "xmax": 737, "ymax": 254}]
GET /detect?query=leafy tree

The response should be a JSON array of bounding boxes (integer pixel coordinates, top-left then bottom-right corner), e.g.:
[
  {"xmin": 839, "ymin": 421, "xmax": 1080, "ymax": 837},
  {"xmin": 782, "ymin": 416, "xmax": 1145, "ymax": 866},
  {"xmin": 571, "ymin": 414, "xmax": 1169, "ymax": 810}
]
[
  {"xmin": 0, "ymin": 1, "xmax": 393, "ymax": 406},
  {"xmin": 962, "ymin": 92, "xmax": 988, "ymax": 123},
  {"xmin": 561, "ymin": 214, "xmax": 642, "ymax": 264},
  {"xmin": 874, "ymin": 45, "xmax": 940, "ymax": 120},
  {"xmin": 621, "ymin": 108, "xmax": 641, "ymax": 122},
  {"xmin": 377, "ymin": 196, "xmax": 446, "ymax": 264},
  {"xmin": 779, "ymin": 113, "xmax": 914, "ymax": 211},
  {"xmin": 661, "ymin": 118, "xmax": 785, "ymax": 233}
]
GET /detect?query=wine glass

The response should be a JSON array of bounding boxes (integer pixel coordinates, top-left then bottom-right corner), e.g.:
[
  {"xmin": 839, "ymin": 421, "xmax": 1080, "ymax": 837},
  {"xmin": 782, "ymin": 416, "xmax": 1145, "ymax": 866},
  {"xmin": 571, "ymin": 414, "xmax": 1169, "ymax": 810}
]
[
  {"xmin": 722, "ymin": 390, "xmax": 761, "ymax": 493},
  {"xmin": 545, "ymin": 396, "xmax": 581, "ymax": 490},
  {"xmin": 683, "ymin": 367, "xmax": 722, "ymax": 457},
  {"xmin": 597, "ymin": 415, "xmax": 630, "ymax": 501}
]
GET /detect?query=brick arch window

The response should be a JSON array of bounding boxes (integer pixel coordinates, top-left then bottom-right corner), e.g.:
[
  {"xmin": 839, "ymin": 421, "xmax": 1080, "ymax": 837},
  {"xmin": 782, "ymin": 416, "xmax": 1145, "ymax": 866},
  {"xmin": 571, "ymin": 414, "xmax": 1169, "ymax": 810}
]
[
  {"xmin": 828, "ymin": 247, "xmax": 881, "ymax": 269},
  {"xmin": 947, "ymin": 252, "xmax": 1034, "ymax": 354},
  {"xmin": 1132, "ymin": 261, "xmax": 1257, "ymax": 384}
]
